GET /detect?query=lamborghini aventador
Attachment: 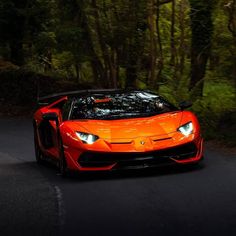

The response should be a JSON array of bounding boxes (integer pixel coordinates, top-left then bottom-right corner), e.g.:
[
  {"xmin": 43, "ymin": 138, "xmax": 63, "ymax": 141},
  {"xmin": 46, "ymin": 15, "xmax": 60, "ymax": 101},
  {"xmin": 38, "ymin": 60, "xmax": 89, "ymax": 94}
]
[{"xmin": 33, "ymin": 89, "xmax": 203, "ymax": 175}]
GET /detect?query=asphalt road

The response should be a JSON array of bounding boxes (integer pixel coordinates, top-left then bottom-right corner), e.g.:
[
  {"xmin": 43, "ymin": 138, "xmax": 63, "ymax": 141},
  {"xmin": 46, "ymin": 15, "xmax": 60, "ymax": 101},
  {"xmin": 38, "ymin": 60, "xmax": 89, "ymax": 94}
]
[{"xmin": 0, "ymin": 118, "xmax": 236, "ymax": 236}]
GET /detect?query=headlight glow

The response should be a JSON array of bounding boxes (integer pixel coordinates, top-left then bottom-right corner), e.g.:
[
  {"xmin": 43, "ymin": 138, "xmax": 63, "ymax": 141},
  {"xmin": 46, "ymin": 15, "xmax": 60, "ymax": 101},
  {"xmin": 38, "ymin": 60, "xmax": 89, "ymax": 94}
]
[
  {"xmin": 178, "ymin": 122, "xmax": 193, "ymax": 136},
  {"xmin": 76, "ymin": 132, "xmax": 99, "ymax": 144}
]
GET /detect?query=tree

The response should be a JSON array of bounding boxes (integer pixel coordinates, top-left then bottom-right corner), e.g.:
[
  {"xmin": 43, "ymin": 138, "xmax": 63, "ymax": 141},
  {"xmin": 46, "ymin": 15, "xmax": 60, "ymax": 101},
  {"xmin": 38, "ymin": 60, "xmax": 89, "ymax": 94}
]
[
  {"xmin": 0, "ymin": 0, "xmax": 27, "ymax": 65},
  {"xmin": 225, "ymin": 0, "xmax": 236, "ymax": 80},
  {"xmin": 0, "ymin": 0, "xmax": 56, "ymax": 66},
  {"xmin": 188, "ymin": 0, "xmax": 215, "ymax": 96}
]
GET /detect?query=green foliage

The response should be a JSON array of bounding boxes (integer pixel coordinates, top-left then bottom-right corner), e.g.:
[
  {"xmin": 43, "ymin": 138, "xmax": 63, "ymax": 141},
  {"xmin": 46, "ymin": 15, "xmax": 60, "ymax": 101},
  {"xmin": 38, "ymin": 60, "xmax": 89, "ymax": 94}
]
[
  {"xmin": 0, "ymin": 68, "xmax": 92, "ymax": 115},
  {"xmin": 192, "ymin": 81, "xmax": 236, "ymax": 143},
  {"xmin": 36, "ymin": 32, "xmax": 57, "ymax": 53},
  {"xmin": 0, "ymin": 0, "xmax": 57, "ymax": 65}
]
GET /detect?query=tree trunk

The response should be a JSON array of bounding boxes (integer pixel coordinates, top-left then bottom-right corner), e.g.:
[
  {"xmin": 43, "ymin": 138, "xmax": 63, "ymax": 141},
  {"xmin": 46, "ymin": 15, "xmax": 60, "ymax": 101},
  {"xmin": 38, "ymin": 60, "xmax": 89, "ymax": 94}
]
[
  {"xmin": 147, "ymin": 0, "xmax": 158, "ymax": 87},
  {"xmin": 110, "ymin": 48, "xmax": 118, "ymax": 88},
  {"xmin": 125, "ymin": 0, "xmax": 146, "ymax": 89},
  {"xmin": 155, "ymin": 0, "xmax": 164, "ymax": 89},
  {"xmin": 189, "ymin": 49, "xmax": 209, "ymax": 95},
  {"xmin": 170, "ymin": 0, "xmax": 176, "ymax": 66},
  {"xmin": 225, "ymin": 0, "xmax": 236, "ymax": 83},
  {"xmin": 91, "ymin": 0, "xmax": 117, "ymax": 88},
  {"xmin": 126, "ymin": 63, "xmax": 137, "ymax": 88},
  {"xmin": 10, "ymin": 41, "xmax": 24, "ymax": 66},
  {"xmin": 178, "ymin": 0, "xmax": 187, "ymax": 76},
  {"xmin": 79, "ymin": 0, "xmax": 106, "ymax": 87},
  {"xmin": 75, "ymin": 64, "xmax": 81, "ymax": 82},
  {"xmin": 189, "ymin": 0, "xmax": 214, "ymax": 97}
]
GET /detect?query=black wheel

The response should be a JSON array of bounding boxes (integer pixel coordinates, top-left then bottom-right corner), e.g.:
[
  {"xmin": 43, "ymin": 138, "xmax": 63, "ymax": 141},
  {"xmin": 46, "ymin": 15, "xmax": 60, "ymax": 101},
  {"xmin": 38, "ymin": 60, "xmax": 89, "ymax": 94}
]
[
  {"xmin": 33, "ymin": 125, "xmax": 45, "ymax": 164},
  {"xmin": 58, "ymin": 138, "xmax": 68, "ymax": 177}
]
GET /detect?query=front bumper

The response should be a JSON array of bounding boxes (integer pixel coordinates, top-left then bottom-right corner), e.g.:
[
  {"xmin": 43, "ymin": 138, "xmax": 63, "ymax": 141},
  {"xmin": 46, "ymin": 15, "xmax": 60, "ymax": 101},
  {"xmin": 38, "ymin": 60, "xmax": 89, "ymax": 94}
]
[{"xmin": 64, "ymin": 137, "xmax": 203, "ymax": 171}]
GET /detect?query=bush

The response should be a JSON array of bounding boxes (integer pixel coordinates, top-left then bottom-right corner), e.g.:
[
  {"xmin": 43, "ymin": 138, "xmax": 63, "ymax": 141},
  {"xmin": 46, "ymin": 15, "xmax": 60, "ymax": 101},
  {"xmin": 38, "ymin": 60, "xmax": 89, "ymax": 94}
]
[{"xmin": 0, "ymin": 68, "xmax": 92, "ymax": 115}]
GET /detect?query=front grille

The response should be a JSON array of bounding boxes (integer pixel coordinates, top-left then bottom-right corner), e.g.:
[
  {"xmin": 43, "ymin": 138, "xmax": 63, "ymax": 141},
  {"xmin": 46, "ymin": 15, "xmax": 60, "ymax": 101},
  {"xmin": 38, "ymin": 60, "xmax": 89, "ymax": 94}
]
[{"xmin": 78, "ymin": 142, "xmax": 198, "ymax": 168}]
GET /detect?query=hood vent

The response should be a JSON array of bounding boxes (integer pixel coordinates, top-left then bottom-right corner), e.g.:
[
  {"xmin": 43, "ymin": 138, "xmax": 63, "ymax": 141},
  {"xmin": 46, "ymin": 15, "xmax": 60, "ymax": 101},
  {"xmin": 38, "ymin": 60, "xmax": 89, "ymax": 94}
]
[
  {"xmin": 153, "ymin": 137, "xmax": 172, "ymax": 142},
  {"xmin": 110, "ymin": 141, "xmax": 133, "ymax": 145}
]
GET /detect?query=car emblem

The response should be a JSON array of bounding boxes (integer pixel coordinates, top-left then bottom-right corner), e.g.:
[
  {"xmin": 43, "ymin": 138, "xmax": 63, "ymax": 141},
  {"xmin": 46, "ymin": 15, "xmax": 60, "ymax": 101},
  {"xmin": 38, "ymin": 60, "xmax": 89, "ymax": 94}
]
[{"xmin": 140, "ymin": 141, "xmax": 145, "ymax": 145}]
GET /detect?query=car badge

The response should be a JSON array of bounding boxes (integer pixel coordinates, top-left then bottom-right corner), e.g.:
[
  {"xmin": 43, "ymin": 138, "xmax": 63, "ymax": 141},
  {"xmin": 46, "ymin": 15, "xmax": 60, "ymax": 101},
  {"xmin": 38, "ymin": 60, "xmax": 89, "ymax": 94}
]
[{"xmin": 140, "ymin": 141, "xmax": 145, "ymax": 145}]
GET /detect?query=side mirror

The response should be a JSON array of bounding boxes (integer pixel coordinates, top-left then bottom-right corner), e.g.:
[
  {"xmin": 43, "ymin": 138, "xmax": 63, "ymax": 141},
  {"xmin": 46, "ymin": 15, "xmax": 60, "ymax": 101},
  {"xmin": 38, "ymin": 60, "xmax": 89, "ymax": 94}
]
[
  {"xmin": 179, "ymin": 101, "xmax": 192, "ymax": 110},
  {"xmin": 43, "ymin": 112, "xmax": 58, "ymax": 121}
]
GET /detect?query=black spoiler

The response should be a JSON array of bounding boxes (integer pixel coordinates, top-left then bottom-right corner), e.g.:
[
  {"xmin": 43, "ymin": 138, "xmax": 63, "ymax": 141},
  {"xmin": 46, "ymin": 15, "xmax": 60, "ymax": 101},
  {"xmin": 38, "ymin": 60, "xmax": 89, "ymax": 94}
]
[{"xmin": 37, "ymin": 89, "xmax": 128, "ymax": 105}]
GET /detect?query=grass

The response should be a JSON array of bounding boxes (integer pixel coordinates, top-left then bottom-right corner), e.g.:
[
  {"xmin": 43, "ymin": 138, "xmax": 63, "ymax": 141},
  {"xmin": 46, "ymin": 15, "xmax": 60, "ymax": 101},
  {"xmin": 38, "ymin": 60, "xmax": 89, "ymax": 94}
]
[{"xmin": 159, "ymin": 79, "xmax": 236, "ymax": 146}]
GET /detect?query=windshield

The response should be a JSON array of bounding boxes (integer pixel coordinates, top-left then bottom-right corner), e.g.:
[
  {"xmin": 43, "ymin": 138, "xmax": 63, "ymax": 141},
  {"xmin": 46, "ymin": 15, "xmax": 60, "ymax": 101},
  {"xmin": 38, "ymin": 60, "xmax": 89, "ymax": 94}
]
[{"xmin": 69, "ymin": 91, "xmax": 177, "ymax": 120}]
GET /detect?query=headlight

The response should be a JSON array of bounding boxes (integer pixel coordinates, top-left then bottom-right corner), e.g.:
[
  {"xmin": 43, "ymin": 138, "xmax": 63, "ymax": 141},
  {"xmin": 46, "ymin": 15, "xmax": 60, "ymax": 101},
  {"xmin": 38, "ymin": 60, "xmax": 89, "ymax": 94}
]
[
  {"xmin": 76, "ymin": 132, "xmax": 99, "ymax": 144},
  {"xmin": 178, "ymin": 122, "xmax": 193, "ymax": 136}
]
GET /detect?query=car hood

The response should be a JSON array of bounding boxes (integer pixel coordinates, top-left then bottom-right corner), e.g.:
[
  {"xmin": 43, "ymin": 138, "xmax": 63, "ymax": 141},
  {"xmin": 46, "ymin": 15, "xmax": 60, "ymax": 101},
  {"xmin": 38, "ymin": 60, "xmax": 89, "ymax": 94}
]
[{"xmin": 66, "ymin": 111, "xmax": 183, "ymax": 140}]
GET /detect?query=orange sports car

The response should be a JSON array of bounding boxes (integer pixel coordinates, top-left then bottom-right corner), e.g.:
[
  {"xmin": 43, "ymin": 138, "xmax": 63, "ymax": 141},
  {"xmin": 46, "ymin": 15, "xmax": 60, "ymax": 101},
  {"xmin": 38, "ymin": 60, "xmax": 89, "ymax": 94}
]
[{"xmin": 33, "ymin": 89, "xmax": 203, "ymax": 175}]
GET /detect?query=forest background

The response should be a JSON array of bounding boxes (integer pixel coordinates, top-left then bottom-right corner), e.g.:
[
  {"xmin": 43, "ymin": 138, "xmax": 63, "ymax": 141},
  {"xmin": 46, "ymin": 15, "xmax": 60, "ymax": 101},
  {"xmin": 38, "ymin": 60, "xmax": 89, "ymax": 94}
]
[{"xmin": 0, "ymin": 0, "xmax": 235, "ymax": 145}]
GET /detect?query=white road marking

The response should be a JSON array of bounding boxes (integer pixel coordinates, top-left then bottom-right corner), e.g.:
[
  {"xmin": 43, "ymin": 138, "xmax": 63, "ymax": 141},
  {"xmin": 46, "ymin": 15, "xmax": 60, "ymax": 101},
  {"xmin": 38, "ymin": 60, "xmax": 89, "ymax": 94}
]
[{"xmin": 54, "ymin": 185, "xmax": 66, "ymax": 230}]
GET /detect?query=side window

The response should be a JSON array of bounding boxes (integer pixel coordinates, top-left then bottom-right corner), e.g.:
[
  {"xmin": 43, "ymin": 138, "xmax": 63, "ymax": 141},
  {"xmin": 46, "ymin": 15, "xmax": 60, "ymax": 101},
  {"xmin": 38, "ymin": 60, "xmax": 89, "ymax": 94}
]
[{"xmin": 62, "ymin": 100, "xmax": 72, "ymax": 120}]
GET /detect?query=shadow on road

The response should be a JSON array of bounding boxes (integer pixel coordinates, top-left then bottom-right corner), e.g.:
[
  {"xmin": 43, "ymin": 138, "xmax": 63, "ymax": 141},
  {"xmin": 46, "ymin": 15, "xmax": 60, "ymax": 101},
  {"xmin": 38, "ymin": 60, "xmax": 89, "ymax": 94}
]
[
  {"xmin": 0, "ymin": 160, "xmax": 59, "ymax": 236},
  {"xmin": 32, "ymin": 159, "xmax": 205, "ymax": 183}
]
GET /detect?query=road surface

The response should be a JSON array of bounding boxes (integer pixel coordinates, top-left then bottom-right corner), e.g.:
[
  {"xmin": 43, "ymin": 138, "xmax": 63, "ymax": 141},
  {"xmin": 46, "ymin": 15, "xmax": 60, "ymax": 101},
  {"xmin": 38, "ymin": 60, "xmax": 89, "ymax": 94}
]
[{"xmin": 0, "ymin": 118, "xmax": 236, "ymax": 236}]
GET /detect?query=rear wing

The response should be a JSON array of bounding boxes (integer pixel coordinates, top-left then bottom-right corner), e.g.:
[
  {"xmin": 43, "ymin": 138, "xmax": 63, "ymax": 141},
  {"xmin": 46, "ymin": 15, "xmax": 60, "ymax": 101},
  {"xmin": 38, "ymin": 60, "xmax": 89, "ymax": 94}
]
[{"xmin": 37, "ymin": 89, "xmax": 128, "ymax": 106}]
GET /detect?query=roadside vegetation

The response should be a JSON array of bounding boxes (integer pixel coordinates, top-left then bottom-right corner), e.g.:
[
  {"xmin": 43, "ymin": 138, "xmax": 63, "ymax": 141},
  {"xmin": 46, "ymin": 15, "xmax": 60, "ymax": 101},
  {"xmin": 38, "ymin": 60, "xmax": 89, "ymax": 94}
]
[{"xmin": 0, "ymin": 0, "xmax": 235, "ymax": 146}]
